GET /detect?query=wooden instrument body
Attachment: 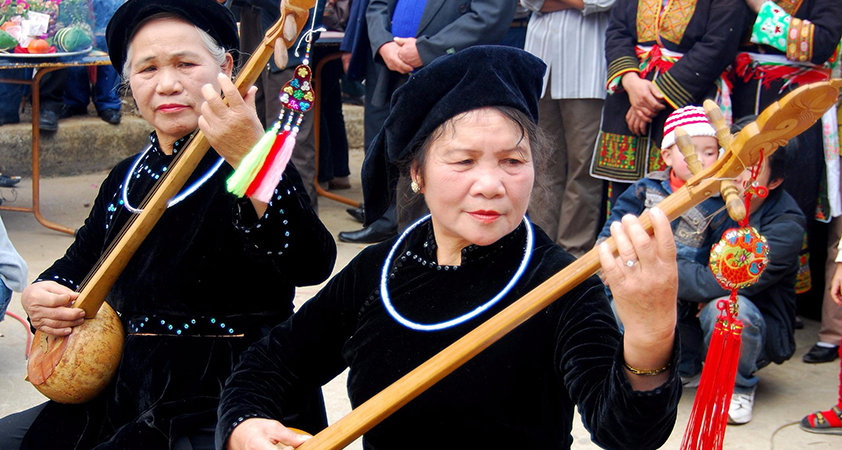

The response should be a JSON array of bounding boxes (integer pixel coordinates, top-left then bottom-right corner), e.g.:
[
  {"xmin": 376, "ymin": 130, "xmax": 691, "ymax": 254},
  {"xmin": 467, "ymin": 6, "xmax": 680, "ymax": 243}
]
[
  {"xmin": 289, "ymin": 80, "xmax": 842, "ymax": 450},
  {"xmin": 26, "ymin": 0, "xmax": 317, "ymax": 404}
]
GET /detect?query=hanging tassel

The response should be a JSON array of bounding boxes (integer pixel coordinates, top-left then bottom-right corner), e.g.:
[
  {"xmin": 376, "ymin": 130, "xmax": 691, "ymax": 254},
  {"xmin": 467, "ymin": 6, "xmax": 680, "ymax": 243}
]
[
  {"xmin": 227, "ymin": 121, "xmax": 283, "ymax": 196},
  {"xmin": 250, "ymin": 127, "xmax": 299, "ymax": 203},
  {"xmin": 681, "ymin": 298, "xmax": 743, "ymax": 450},
  {"xmin": 245, "ymin": 127, "xmax": 290, "ymax": 197},
  {"xmin": 682, "ymin": 153, "xmax": 769, "ymax": 450},
  {"xmin": 228, "ymin": 16, "xmax": 319, "ymax": 201}
]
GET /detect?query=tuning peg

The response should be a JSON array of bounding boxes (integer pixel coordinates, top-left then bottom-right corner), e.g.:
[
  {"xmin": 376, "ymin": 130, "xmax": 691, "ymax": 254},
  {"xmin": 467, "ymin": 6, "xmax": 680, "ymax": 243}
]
[
  {"xmin": 675, "ymin": 127, "xmax": 703, "ymax": 175},
  {"xmin": 703, "ymin": 100, "xmax": 746, "ymax": 222}
]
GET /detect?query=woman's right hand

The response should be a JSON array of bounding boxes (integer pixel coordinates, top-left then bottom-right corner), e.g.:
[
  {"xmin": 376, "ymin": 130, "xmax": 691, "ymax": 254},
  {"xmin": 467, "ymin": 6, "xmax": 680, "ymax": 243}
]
[
  {"xmin": 21, "ymin": 281, "xmax": 84, "ymax": 336},
  {"xmin": 228, "ymin": 418, "xmax": 311, "ymax": 450}
]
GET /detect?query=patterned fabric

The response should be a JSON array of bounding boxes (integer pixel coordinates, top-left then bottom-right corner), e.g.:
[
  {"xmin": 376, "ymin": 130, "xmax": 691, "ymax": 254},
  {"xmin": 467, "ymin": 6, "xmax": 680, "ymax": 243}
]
[
  {"xmin": 751, "ymin": 0, "xmax": 791, "ymax": 52},
  {"xmin": 776, "ymin": 0, "xmax": 805, "ymax": 15},
  {"xmin": 659, "ymin": 0, "xmax": 697, "ymax": 45},
  {"xmin": 636, "ymin": 0, "xmax": 697, "ymax": 45},
  {"xmin": 795, "ymin": 231, "xmax": 812, "ymax": 294},
  {"xmin": 660, "ymin": 105, "xmax": 716, "ymax": 149},
  {"xmin": 607, "ymin": 55, "xmax": 641, "ymax": 88},
  {"xmin": 593, "ymin": 132, "xmax": 664, "ymax": 180},
  {"xmin": 636, "ymin": 0, "xmax": 660, "ymax": 42},
  {"xmin": 788, "ymin": 17, "xmax": 815, "ymax": 62}
]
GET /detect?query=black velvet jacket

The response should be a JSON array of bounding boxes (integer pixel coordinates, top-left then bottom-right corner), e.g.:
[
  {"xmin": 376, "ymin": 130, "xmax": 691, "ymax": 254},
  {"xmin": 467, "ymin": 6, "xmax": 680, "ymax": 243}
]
[
  {"xmin": 23, "ymin": 133, "xmax": 336, "ymax": 450},
  {"xmin": 218, "ymin": 221, "xmax": 681, "ymax": 450}
]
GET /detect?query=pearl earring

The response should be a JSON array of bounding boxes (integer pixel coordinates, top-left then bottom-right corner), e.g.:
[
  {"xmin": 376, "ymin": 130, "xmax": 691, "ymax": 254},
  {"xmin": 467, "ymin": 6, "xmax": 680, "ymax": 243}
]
[{"xmin": 411, "ymin": 180, "xmax": 420, "ymax": 194}]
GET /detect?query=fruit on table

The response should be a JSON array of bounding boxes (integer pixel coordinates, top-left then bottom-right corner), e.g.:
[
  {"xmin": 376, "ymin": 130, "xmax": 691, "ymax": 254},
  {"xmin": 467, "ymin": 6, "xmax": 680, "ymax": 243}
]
[
  {"xmin": 27, "ymin": 38, "xmax": 50, "ymax": 54},
  {"xmin": 54, "ymin": 26, "xmax": 92, "ymax": 52}
]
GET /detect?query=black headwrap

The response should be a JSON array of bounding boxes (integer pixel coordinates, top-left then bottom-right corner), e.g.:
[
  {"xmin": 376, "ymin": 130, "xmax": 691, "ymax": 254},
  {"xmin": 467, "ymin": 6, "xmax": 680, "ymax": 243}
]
[
  {"xmin": 361, "ymin": 45, "xmax": 546, "ymax": 226},
  {"xmin": 106, "ymin": 0, "xmax": 240, "ymax": 75}
]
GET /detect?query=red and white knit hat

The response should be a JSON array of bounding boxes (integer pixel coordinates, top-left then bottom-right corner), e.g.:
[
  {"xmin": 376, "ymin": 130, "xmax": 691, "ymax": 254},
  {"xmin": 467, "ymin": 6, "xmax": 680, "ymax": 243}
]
[{"xmin": 661, "ymin": 105, "xmax": 717, "ymax": 149}]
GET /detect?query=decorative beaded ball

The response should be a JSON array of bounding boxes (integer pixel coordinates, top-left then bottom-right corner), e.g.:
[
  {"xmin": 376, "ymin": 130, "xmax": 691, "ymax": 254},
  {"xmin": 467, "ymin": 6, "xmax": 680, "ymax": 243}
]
[{"xmin": 709, "ymin": 227, "xmax": 769, "ymax": 290}]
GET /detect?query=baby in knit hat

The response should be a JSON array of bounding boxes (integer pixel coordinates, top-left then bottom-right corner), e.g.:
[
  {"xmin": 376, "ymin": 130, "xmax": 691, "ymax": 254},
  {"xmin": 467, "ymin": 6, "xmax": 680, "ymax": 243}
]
[
  {"xmin": 659, "ymin": 105, "xmax": 720, "ymax": 190},
  {"xmin": 598, "ymin": 105, "xmax": 725, "ymax": 261},
  {"xmin": 597, "ymin": 106, "xmax": 729, "ymax": 384}
]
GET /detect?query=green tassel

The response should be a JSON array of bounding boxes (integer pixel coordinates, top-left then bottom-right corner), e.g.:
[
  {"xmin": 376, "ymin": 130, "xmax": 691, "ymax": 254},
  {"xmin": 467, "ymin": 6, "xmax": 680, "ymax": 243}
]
[{"xmin": 227, "ymin": 122, "xmax": 281, "ymax": 197}]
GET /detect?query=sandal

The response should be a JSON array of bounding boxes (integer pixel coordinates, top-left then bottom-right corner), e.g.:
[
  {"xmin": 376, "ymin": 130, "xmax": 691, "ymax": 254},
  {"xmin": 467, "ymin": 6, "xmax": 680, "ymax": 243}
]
[{"xmin": 800, "ymin": 405, "xmax": 842, "ymax": 435}]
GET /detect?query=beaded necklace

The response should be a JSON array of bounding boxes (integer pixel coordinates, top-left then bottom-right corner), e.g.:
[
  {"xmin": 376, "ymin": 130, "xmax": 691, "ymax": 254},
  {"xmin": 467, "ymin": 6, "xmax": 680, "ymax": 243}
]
[
  {"xmin": 122, "ymin": 143, "xmax": 224, "ymax": 214},
  {"xmin": 380, "ymin": 214, "xmax": 534, "ymax": 332}
]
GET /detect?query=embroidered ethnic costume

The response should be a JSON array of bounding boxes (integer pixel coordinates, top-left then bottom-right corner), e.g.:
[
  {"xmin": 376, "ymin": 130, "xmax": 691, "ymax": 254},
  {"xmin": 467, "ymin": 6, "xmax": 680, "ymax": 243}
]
[{"xmin": 592, "ymin": 0, "xmax": 746, "ymax": 183}]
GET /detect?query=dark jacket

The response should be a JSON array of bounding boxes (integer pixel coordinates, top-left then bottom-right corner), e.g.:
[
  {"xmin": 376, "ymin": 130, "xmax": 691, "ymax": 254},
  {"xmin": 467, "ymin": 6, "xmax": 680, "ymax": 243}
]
[
  {"xmin": 598, "ymin": 170, "xmax": 727, "ymax": 264},
  {"xmin": 365, "ymin": 0, "xmax": 516, "ymax": 107},
  {"xmin": 676, "ymin": 187, "xmax": 805, "ymax": 364},
  {"xmin": 218, "ymin": 222, "xmax": 681, "ymax": 450}
]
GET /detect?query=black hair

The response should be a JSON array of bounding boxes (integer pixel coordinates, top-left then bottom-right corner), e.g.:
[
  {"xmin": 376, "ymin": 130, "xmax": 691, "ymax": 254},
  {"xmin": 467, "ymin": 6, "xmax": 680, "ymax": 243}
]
[
  {"xmin": 394, "ymin": 106, "xmax": 552, "ymax": 225},
  {"xmin": 731, "ymin": 115, "xmax": 792, "ymax": 183}
]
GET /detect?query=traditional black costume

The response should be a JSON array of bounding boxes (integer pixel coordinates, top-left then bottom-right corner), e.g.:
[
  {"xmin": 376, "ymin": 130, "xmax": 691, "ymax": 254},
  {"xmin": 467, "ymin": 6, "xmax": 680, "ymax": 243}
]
[
  {"xmin": 4, "ymin": 0, "xmax": 337, "ymax": 447},
  {"xmin": 591, "ymin": 0, "xmax": 747, "ymax": 183},
  {"xmin": 218, "ymin": 45, "xmax": 681, "ymax": 450},
  {"xmin": 18, "ymin": 133, "xmax": 335, "ymax": 449},
  {"xmin": 731, "ymin": 0, "xmax": 842, "ymax": 300},
  {"xmin": 219, "ymin": 221, "xmax": 680, "ymax": 449}
]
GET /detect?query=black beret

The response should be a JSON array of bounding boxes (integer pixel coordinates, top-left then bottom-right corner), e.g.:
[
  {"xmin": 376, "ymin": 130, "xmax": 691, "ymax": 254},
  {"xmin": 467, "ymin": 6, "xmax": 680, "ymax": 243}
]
[
  {"xmin": 106, "ymin": 0, "xmax": 240, "ymax": 75},
  {"xmin": 361, "ymin": 45, "xmax": 546, "ymax": 226}
]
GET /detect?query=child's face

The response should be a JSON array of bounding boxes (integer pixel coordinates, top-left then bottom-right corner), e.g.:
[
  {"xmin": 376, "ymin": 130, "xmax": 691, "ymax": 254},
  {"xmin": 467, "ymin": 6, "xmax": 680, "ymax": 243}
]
[
  {"xmin": 736, "ymin": 161, "xmax": 772, "ymax": 194},
  {"xmin": 662, "ymin": 135, "xmax": 719, "ymax": 181},
  {"xmin": 735, "ymin": 158, "xmax": 782, "ymax": 213}
]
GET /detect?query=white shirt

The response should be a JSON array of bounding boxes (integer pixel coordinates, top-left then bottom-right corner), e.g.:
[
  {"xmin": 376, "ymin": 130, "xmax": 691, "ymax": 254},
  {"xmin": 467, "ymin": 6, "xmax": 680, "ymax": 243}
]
[{"xmin": 522, "ymin": 0, "xmax": 616, "ymax": 100}]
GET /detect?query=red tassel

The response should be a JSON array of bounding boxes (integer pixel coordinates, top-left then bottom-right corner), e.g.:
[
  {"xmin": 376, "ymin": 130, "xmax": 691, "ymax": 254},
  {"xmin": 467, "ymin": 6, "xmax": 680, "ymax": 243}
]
[
  {"xmin": 245, "ymin": 129, "xmax": 289, "ymax": 198},
  {"xmin": 681, "ymin": 296, "xmax": 743, "ymax": 450}
]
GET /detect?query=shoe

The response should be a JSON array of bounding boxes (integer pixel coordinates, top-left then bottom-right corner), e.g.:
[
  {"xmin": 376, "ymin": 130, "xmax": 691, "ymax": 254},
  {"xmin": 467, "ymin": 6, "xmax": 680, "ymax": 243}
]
[
  {"xmin": 58, "ymin": 105, "xmax": 87, "ymax": 119},
  {"xmin": 0, "ymin": 117, "xmax": 20, "ymax": 126},
  {"xmin": 338, "ymin": 224, "xmax": 397, "ymax": 244},
  {"xmin": 346, "ymin": 206, "xmax": 365, "ymax": 224},
  {"xmin": 98, "ymin": 108, "xmax": 122, "ymax": 124},
  {"xmin": 0, "ymin": 174, "xmax": 21, "ymax": 187},
  {"xmin": 800, "ymin": 405, "xmax": 842, "ymax": 435},
  {"xmin": 39, "ymin": 110, "xmax": 59, "ymax": 132},
  {"xmin": 328, "ymin": 176, "xmax": 351, "ymax": 190},
  {"xmin": 727, "ymin": 391, "xmax": 755, "ymax": 425},
  {"xmin": 680, "ymin": 372, "xmax": 701, "ymax": 388},
  {"xmin": 803, "ymin": 344, "xmax": 840, "ymax": 363}
]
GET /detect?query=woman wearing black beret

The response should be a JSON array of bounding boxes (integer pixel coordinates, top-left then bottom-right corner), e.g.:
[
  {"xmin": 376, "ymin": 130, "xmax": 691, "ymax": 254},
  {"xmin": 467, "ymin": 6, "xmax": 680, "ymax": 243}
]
[
  {"xmin": 219, "ymin": 45, "xmax": 682, "ymax": 450},
  {"xmin": 0, "ymin": 0, "xmax": 335, "ymax": 448}
]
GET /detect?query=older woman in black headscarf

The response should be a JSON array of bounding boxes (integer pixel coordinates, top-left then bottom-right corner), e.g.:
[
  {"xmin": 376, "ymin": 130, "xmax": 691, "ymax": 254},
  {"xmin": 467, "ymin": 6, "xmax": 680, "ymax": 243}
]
[
  {"xmin": 0, "ymin": 1, "xmax": 335, "ymax": 449},
  {"xmin": 218, "ymin": 45, "xmax": 681, "ymax": 450}
]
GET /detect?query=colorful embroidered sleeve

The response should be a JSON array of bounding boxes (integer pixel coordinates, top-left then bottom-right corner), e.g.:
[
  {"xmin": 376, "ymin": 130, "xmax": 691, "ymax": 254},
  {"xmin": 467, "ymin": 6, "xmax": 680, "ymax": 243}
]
[
  {"xmin": 750, "ymin": 1, "xmax": 790, "ymax": 53},
  {"xmin": 752, "ymin": 0, "xmax": 842, "ymax": 64}
]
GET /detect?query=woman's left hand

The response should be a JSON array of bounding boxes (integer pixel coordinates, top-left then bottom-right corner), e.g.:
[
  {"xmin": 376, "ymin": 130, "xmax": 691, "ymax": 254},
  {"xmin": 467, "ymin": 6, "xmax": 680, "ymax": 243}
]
[
  {"xmin": 199, "ymin": 73, "xmax": 265, "ymax": 169},
  {"xmin": 598, "ymin": 207, "xmax": 677, "ymax": 388}
]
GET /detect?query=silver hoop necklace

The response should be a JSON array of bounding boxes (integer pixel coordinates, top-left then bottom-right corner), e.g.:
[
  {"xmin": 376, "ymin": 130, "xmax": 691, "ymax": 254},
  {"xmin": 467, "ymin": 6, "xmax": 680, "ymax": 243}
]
[
  {"xmin": 121, "ymin": 144, "xmax": 224, "ymax": 214},
  {"xmin": 379, "ymin": 214, "xmax": 534, "ymax": 331}
]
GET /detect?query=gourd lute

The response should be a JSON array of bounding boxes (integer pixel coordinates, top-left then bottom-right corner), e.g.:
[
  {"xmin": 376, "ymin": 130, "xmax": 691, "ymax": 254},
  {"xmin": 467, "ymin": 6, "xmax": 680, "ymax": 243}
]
[
  {"xmin": 289, "ymin": 81, "xmax": 842, "ymax": 449},
  {"xmin": 26, "ymin": 0, "xmax": 316, "ymax": 404}
]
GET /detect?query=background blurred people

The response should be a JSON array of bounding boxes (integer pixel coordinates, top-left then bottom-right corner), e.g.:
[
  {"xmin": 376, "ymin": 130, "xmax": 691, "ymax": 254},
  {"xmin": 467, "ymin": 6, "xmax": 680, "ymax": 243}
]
[
  {"xmin": 523, "ymin": 0, "xmax": 615, "ymax": 257},
  {"xmin": 591, "ymin": 0, "xmax": 747, "ymax": 211},
  {"xmin": 338, "ymin": 0, "xmax": 518, "ymax": 243}
]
